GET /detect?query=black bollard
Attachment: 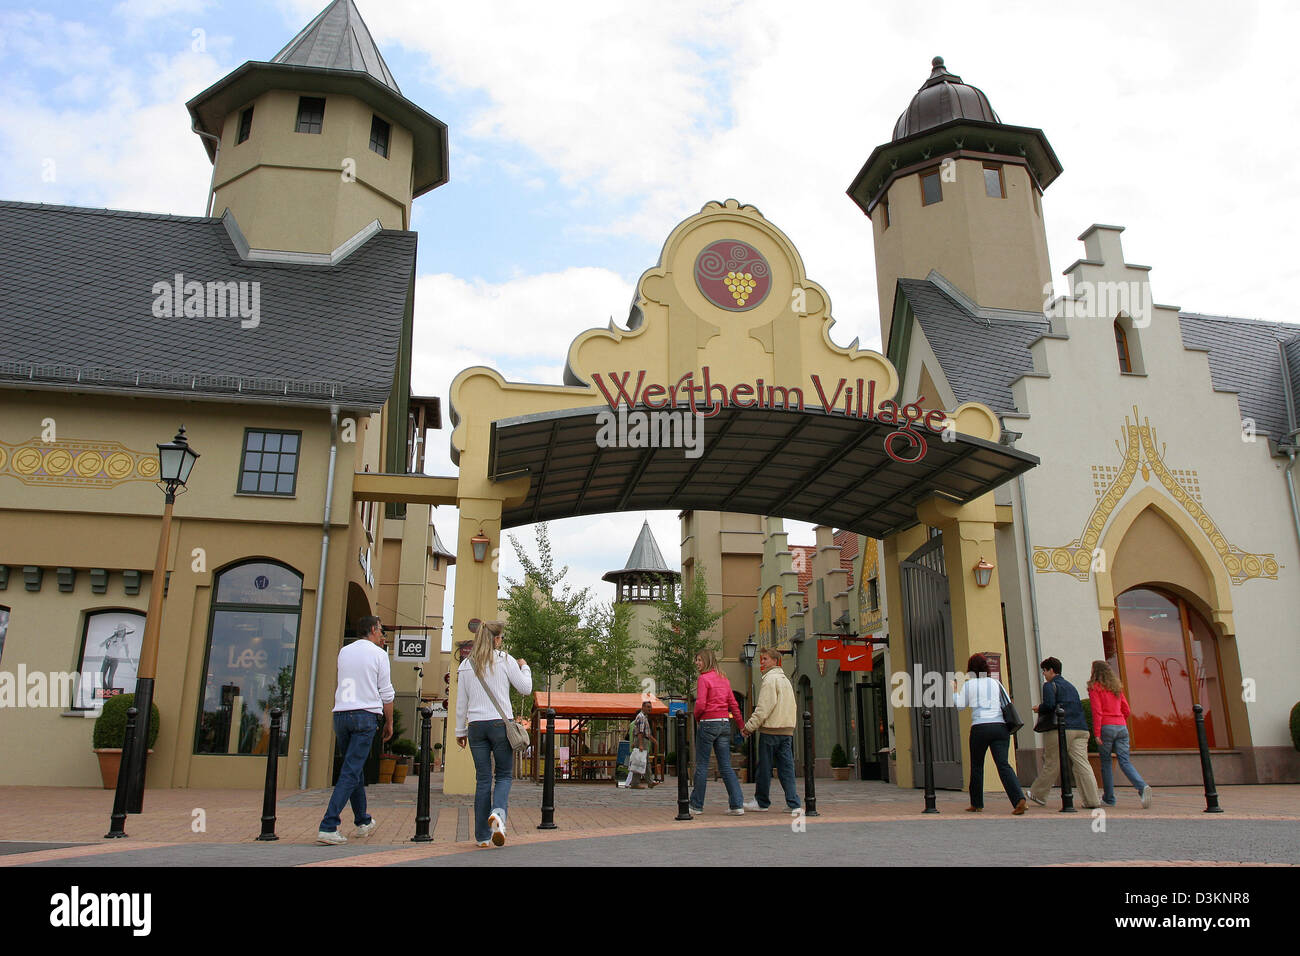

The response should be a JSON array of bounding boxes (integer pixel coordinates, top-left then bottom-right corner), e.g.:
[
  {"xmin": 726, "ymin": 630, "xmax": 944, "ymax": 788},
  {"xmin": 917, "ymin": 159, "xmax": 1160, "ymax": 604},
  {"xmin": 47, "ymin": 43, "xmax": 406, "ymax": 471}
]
[
  {"xmin": 412, "ymin": 705, "xmax": 433, "ymax": 841},
  {"xmin": 921, "ymin": 707, "xmax": 939, "ymax": 813},
  {"xmin": 1192, "ymin": 704, "xmax": 1223, "ymax": 813},
  {"xmin": 675, "ymin": 711, "xmax": 692, "ymax": 820},
  {"xmin": 104, "ymin": 706, "xmax": 138, "ymax": 839},
  {"xmin": 802, "ymin": 711, "xmax": 820, "ymax": 817},
  {"xmin": 538, "ymin": 708, "xmax": 558, "ymax": 829},
  {"xmin": 256, "ymin": 708, "xmax": 283, "ymax": 841},
  {"xmin": 1056, "ymin": 704, "xmax": 1076, "ymax": 812}
]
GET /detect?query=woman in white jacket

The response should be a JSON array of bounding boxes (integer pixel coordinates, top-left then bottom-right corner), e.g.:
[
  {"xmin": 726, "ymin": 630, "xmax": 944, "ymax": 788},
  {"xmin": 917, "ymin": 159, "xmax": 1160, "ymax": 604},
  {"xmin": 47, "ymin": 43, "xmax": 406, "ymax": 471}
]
[
  {"xmin": 950, "ymin": 653, "xmax": 1027, "ymax": 815},
  {"xmin": 456, "ymin": 620, "xmax": 532, "ymax": 847}
]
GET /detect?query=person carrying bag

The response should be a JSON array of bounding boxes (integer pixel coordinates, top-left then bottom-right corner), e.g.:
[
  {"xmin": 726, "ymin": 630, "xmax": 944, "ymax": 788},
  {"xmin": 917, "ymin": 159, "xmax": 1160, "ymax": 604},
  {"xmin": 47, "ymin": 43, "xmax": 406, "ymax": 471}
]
[{"xmin": 950, "ymin": 653, "xmax": 1028, "ymax": 814}]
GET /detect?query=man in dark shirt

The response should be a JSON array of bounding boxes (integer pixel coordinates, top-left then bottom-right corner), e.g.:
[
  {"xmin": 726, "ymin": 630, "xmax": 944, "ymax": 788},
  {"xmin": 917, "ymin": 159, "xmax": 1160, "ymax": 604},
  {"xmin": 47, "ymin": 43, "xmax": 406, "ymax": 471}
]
[{"xmin": 1027, "ymin": 657, "xmax": 1100, "ymax": 808}]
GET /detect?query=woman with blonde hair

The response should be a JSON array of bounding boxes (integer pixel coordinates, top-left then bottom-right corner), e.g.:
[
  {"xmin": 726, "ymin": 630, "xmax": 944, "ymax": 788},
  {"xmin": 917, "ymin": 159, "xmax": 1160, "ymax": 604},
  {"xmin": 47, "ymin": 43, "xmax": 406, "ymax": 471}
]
[
  {"xmin": 1087, "ymin": 660, "xmax": 1152, "ymax": 808},
  {"xmin": 455, "ymin": 619, "xmax": 532, "ymax": 846},
  {"xmin": 688, "ymin": 647, "xmax": 746, "ymax": 816}
]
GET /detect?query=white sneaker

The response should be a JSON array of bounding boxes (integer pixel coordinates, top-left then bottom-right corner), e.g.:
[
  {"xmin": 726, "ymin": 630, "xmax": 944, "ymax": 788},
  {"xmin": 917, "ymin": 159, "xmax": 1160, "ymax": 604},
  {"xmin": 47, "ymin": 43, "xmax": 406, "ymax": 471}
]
[
  {"xmin": 353, "ymin": 818, "xmax": 377, "ymax": 837},
  {"xmin": 488, "ymin": 809, "xmax": 507, "ymax": 846},
  {"xmin": 1140, "ymin": 786, "xmax": 1154, "ymax": 809},
  {"xmin": 476, "ymin": 840, "xmax": 492, "ymax": 848},
  {"xmin": 316, "ymin": 830, "xmax": 347, "ymax": 845},
  {"xmin": 743, "ymin": 800, "xmax": 769, "ymax": 812},
  {"xmin": 727, "ymin": 807, "xmax": 745, "ymax": 816}
]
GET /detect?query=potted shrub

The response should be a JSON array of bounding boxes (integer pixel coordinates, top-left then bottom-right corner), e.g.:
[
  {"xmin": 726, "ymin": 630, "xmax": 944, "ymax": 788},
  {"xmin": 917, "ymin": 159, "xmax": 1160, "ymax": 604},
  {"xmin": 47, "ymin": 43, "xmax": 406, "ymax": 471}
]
[
  {"xmin": 433, "ymin": 741, "xmax": 443, "ymax": 771},
  {"xmin": 666, "ymin": 751, "xmax": 677, "ymax": 777},
  {"xmin": 378, "ymin": 709, "xmax": 408, "ymax": 783},
  {"xmin": 92, "ymin": 694, "xmax": 161, "ymax": 790},
  {"xmin": 1290, "ymin": 701, "xmax": 1300, "ymax": 752},
  {"xmin": 390, "ymin": 738, "xmax": 417, "ymax": 783},
  {"xmin": 830, "ymin": 744, "xmax": 851, "ymax": 781}
]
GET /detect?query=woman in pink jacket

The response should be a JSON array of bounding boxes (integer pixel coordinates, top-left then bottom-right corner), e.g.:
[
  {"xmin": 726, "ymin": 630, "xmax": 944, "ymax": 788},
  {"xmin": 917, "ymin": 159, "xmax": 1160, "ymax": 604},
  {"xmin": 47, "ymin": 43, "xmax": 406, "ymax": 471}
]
[
  {"xmin": 688, "ymin": 648, "xmax": 746, "ymax": 816},
  {"xmin": 1088, "ymin": 660, "xmax": 1152, "ymax": 808}
]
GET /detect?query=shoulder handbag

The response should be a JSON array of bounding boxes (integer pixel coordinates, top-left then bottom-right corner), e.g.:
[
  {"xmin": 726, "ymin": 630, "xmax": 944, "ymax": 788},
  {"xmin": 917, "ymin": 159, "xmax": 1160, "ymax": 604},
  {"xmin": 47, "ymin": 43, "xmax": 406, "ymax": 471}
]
[
  {"xmin": 470, "ymin": 656, "xmax": 529, "ymax": 752},
  {"xmin": 997, "ymin": 681, "xmax": 1023, "ymax": 735}
]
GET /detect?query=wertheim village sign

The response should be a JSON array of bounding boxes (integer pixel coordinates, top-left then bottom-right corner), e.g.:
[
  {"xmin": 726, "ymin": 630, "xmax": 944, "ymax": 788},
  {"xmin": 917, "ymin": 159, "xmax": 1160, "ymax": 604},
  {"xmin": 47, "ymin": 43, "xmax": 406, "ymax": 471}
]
[{"xmin": 354, "ymin": 199, "xmax": 1037, "ymax": 794}]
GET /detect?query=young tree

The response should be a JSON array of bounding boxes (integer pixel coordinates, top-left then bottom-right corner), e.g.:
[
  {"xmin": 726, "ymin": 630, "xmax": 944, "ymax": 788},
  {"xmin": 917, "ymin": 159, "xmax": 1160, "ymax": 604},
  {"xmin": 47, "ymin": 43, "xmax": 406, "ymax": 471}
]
[
  {"xmin": 645, "ymin": 568, "xmax": 728, "ymax": 700},
  {"xmin": 499, "ymin": 523, "xmax": 591, "ymax": 715},
  {"xmin": 577, "ymin": 602, "xmax": 639, "ymax": 694}
]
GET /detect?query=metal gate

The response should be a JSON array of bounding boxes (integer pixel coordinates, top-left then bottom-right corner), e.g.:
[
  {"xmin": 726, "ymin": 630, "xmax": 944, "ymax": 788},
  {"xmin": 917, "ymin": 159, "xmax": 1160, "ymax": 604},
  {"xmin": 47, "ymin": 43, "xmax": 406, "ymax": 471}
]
[{"xmin": 900, "ymin": 534, "xmax": 963, "ymax": 789}]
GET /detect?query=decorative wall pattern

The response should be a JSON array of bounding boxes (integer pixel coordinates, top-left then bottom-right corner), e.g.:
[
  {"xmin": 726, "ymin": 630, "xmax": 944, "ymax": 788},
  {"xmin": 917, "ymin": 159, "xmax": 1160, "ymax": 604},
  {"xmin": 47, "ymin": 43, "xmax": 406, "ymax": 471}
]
[
  {"xmin": 1033, "ymin": 409, "xmax": 1277, "ymax": 584},
  {"xmin": 0, "ymin": 436, "xmax": 160, "ymax": 488},
  {"xmin": 858, "ymin": 537, "xmax": 884, "ymax": 633}
]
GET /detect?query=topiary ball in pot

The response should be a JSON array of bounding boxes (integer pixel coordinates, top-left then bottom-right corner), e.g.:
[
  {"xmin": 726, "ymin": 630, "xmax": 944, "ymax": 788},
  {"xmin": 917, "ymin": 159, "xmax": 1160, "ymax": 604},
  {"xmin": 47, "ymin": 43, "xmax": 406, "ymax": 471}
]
[
  {"xmin": 830, "ymin": 743, "xmax": 848, "ymax": 768},
  {"xmin": 1290, "ymin": 701, "xmax": 1300, "ymax": 752},
  {"xmin": 93, "ymin": 694, "xmax": 161, "ymax": 750}
]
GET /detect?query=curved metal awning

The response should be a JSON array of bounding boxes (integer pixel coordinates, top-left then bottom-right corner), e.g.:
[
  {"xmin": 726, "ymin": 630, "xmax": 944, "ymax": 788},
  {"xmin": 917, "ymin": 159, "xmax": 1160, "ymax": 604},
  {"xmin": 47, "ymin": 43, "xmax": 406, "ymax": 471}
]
[{"xmin": 489, "ymin": 403, "xmax": 1037, "ymax": 538}]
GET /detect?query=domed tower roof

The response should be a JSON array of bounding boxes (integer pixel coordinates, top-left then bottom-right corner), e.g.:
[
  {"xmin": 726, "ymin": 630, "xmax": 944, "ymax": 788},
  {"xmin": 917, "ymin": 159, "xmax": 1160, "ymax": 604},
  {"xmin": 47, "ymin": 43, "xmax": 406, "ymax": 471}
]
[{"xmin": 893, "ymin": 56, "xmax": 1000, "ymax": 141}]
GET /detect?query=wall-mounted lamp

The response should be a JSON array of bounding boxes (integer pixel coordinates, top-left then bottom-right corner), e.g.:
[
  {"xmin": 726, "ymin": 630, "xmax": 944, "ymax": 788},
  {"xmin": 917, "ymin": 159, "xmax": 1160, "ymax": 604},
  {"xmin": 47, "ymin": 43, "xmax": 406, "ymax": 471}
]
[
  {"xmin": 470, "ymin": 531, "xmax": 490, "ymax": 563},
  {"xmin": 741, "ymin": 637, "xmax": 757, "ymax": 665},
  {"xmin": 973, "ymin": 557, "xmax": 995, "ymax": 588}
]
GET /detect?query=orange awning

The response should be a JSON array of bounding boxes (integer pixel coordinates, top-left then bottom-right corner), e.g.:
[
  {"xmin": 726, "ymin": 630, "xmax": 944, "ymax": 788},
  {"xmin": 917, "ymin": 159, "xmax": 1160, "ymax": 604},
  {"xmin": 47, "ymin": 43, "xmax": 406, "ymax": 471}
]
[{"xmin": 531, "ymin": 692, "xmax": 669, "ymax": 718}]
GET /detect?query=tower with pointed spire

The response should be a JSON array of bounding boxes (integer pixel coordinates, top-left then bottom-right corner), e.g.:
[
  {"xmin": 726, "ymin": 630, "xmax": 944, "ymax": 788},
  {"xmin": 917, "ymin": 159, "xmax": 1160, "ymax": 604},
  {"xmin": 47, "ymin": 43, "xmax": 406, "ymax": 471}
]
[
  {"xmin": 187, "ymin": 0, "xmax": 447, "ymax": 254},
  {"xmin": 603, "ymin": 520, "xmax": 681, "ymax": 677},
  {"xmin": 848, "ymin": 56, "xmax": 1063, "ymax": 343}
]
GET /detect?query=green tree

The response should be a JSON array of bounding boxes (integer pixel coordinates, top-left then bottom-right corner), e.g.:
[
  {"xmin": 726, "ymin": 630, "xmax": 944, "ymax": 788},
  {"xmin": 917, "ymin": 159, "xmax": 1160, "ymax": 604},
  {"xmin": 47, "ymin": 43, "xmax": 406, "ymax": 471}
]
[
  {"xmin": 645, "ymin": 568, "xmax": 727, "ymax": 699},
  {"xmin": 499, "ymin": 523, "xmax": 591, "ymax": 716},
  {"xmin": 577, "ymin": 602, "xmax": 639, "ymax": 694}
]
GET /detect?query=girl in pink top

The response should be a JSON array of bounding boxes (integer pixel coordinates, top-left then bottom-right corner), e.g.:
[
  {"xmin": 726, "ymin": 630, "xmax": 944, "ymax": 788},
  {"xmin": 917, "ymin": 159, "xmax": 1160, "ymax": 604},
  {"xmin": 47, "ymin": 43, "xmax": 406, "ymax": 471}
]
[
  {"xmin": 689, "ymin": 648, "xmax": 746, "ymax": 815},
  {"xmin": 1087, "ymin": 660, "xmax": 1152, "ymax": 808}
]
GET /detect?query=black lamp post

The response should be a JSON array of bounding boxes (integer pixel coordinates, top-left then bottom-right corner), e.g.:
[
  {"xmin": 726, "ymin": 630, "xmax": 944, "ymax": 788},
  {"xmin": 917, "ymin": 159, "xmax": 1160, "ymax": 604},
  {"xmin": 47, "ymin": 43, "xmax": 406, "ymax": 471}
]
[
  {"xmin": 741, "ymin": 637, "xmax": 757, "ymax": 771},
  {"xmin": 123, "ymin": 426, "xmax": 199, "ymax": 813}
]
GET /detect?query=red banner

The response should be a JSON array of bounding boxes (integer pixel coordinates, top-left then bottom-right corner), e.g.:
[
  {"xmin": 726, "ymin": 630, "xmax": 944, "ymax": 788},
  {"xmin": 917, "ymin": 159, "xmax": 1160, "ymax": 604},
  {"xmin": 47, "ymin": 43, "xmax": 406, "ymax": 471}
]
[
  {"xmin": 840, "ymin": 647, "xmax": 872, "ymax": 671},
  {"xmin": 816, "ymin": 639, "xmax": 842, "ymax": 661}
]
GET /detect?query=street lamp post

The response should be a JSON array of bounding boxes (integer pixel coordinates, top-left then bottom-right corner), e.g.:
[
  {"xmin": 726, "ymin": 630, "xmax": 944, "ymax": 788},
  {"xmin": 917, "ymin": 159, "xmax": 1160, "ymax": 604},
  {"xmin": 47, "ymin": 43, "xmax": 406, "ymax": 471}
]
[
  {"xmin": 741, "ymin": 637, "xmax": 757, "ymax": 777},
  {"xmin": 123, "ymin": 426, "xmax": 199, "ymax": 813}
]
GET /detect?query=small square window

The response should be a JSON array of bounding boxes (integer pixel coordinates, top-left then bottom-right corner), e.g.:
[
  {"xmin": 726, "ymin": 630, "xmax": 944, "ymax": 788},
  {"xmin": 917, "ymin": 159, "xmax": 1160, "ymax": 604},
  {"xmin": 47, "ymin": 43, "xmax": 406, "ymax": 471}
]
[
  {"xmin": 237, "ymin": 106, "xmax": 254, "ymax": 144},
  {"xmin": 983, "ymin": 164, "xmax": 1005, "ymax": 199},
  {"xmin": 369, "ymin": 115, "xmax": 391, "ymax": 158},
  {"xmin": 920, "ymin": 170, "xmax": 942, "ymax": 206},
  {"xmin": 238, "ymin": 429, "xmax": 301, "ymax": 496},
  {"xmin": 296, "ymin": 96, "xmax": 325, "ymax": 134}
]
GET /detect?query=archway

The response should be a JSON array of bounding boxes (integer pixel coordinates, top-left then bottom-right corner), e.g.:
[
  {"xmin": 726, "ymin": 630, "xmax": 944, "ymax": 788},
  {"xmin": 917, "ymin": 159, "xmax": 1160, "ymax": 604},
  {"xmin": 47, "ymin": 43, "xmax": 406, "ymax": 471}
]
[{"xmin": 355, "ymin": 200, "xmax": 1037, "ymax": 793}]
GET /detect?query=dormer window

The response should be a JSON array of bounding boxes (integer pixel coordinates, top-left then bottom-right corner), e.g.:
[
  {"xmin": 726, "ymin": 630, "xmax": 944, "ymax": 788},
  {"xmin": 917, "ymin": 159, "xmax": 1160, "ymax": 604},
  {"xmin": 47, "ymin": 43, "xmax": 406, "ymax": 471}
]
[
  {"xmin": 369, "ymin": 115, "xmax": 391, "ymax": 158},
  {"xmin": 236, "ymin": 106, "xmax": 253, "ymax": 144},
  {"xmin": 920, "ymin": 169, "xmax": 942, "ymax": 206},
  {"xmin": 1115, "ymin": 319, "xmax": 1132, "ymax": 373},
  {"xmin": 295, "ymin": 96, "xmax": 325, "ymax": 134}
]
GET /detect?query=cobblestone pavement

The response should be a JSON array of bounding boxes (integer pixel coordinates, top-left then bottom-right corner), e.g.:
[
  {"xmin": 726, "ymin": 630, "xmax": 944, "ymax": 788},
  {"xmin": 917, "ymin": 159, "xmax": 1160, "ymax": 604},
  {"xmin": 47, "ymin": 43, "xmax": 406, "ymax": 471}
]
[{"xmin": 1, "ymin": 776, "xmax": 1296, "ymax": 866}]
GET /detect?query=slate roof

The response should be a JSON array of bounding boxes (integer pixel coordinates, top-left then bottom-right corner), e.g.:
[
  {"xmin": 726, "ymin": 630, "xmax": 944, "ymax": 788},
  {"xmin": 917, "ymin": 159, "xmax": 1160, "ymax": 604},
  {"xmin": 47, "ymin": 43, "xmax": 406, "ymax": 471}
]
[
  {"xmin": 899, "ymin": 279, "xmax": 1300, "ymax": 444},
  {"xmin": 898, "ymin": 278, "xmax": 1047, "ymax": 416},
  {"xmin": 272, "ymin": 0, "xmax": 400, "ymax": 93},
  {"xmin": 602, "ymin": 519, "xmax": 679, "ymax": 582},
  {"xmin": 0, "ymin": 201, "xmax": 416, "ymax": 409}
]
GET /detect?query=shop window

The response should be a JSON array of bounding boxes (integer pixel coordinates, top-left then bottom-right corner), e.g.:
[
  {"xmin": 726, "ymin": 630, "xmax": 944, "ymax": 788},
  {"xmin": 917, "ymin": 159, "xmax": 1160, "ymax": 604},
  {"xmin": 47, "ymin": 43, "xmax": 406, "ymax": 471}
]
[
  {"xmin": 1113, "ymin": 587, "xmax": 1226, "ymax": 750},
  {"xmin": 236, "ymin": 106, "xmax": 253, "ymax": 144},
  {"xmin": 195, "ymin": 561, "xmax": 303, "ymax": 755},
  {"xmin": 983, "ymin": 163, "xmax": 1005, "ymax": 198},
  {"xmin": 295, "ymin": 96, "xmax": 325, "ymax": 134},
  {"xmin": 73, "ymin": 609, "xmax": 147, "ymax": 710},
  {"xmin": 238, "ymin": 429, "xmax": 300, "ymax": 495},
  {"xmin": 920, "ymin": 169, "xmax": 942, "ymax": 206},
  {"xmin": 369, "ymin": 115, "xmax": 391, "ymax": 158}
]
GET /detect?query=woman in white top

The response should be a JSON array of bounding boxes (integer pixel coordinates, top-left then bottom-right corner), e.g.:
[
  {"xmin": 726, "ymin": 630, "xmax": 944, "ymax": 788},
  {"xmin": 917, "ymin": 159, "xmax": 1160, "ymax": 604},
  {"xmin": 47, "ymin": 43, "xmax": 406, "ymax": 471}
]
[
  {"xmin": 456, "ymin": 619, "xmax": 532, "ymax": 847},
  {"xmin": 950, "ymin": 653, "xmax": 1027, "ymax": 814}
]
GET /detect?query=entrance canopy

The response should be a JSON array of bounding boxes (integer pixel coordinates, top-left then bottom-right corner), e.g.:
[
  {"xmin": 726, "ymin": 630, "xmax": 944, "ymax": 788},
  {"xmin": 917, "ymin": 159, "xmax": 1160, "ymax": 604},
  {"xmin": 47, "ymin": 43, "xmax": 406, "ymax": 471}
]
[{"xmin": 491, "ymin": 403, "xmax": 1035, "ymax": 539}]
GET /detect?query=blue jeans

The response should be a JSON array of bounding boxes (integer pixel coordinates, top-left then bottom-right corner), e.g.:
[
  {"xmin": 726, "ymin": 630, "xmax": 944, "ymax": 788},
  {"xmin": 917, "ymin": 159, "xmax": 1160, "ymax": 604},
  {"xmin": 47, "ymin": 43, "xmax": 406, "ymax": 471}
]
[
  {"xmin": 320, "ymin": 709, "xmax": 380, "ymax": 832},
  {"xmin": 1098, "ymin": 725, "xmax": 1147, "ymax": 803},
  {"xmin": 690, "ymin": 719, "xmax": 744, "ymax": 811},
  {"xmin": 468, "ymin": 720, "xmax": 513, "ymax": 843},
  {"xmin": 754, "ymin": 733, "xmax": 801, "ymax": 810}
]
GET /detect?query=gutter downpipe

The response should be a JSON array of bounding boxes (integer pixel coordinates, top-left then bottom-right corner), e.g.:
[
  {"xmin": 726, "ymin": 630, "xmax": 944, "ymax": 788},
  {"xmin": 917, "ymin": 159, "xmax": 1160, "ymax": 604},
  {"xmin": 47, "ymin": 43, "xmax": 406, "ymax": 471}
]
[
  {"xmin": 1002, "ymin": 421, "xmax": 1044, "ymax": 671},
  {"xmin": 1278, "ymin": 343, "xmax": 1300, "ymax": 555},
  {"xmin": 191, "ymin": 120, "xmax": 220, "ymax": 217},
  {"xmin": 300, "ymin": 405, "xmax": 341, "ymax": 789},
  {"xmin": 1285, "ymin": 446, "xmax": 1300, "ymax": 556}
]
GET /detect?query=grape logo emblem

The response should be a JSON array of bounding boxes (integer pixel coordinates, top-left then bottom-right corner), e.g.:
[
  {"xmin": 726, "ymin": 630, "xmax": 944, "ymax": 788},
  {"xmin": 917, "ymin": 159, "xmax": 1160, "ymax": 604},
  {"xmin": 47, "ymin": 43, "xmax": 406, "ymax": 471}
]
[{"xmin": 694, "ymin": 240, "xmax": 771, "ymax": 311}]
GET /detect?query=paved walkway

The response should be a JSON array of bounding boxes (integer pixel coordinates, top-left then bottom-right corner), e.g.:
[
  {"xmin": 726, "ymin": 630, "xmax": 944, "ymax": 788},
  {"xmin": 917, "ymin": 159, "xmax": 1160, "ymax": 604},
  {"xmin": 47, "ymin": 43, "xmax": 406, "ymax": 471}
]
[{"xmin": 1, "ymin": 777, "xmax": 1296, "ymax": 866}]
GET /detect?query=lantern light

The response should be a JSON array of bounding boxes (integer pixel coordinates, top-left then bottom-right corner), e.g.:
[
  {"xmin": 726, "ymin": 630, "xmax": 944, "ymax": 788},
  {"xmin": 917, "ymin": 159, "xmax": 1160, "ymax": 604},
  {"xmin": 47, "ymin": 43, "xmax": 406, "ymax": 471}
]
[
  {"xmin": 741, "ymin": 637, "xmax": 757, "ymax": 664},
  {"xmin": 470, "ymin": 531, "xmax": 490, "ymax": 563},
  {"xmin": 157, "ymin": 426, "xmax": 200, "ymax": 489},
  {"xmin": 973, "ymin": 557, "xmax": 995, "ymax": 588}
]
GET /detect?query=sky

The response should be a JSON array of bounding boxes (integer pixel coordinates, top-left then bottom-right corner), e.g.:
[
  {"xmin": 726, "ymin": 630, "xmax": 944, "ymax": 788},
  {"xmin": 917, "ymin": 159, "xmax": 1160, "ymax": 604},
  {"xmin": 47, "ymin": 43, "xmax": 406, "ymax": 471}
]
[{"xmin": 3, "ymin": 0, "xmax": 1297, "ymax": 649}]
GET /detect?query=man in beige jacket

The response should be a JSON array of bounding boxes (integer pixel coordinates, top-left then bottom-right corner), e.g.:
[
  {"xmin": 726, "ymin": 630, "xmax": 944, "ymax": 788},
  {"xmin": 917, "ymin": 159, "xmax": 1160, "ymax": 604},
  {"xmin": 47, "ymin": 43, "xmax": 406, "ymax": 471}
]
[{"xmin": 740, "ymin": 647, "xmax": 802, "ymax": 813}]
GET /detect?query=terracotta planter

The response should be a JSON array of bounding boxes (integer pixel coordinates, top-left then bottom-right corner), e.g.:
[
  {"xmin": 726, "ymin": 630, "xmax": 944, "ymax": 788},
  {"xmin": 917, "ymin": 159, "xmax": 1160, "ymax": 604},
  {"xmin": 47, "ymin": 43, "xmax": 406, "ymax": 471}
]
[
  {"xmin": 831, "ymin": 766, "xmax": 851, "ymax": 781},
  {"xmin": 378, "ymin": 756, "xmax": 397, "ymax": 784},
  {"xmin": 94, "ymin": 748, "xmax": 153, "ymax": 790},
  {"xmin": 392, "ymin": 761, "xmax": 409, "ymax": 784}
]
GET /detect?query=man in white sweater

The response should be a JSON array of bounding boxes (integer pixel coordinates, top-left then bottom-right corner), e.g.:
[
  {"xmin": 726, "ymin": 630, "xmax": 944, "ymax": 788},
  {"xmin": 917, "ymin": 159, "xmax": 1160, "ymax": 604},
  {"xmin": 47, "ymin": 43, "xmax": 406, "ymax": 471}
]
[{"xmin": 317, "ymin": 615, "xmax": 394, "ymax": 845}]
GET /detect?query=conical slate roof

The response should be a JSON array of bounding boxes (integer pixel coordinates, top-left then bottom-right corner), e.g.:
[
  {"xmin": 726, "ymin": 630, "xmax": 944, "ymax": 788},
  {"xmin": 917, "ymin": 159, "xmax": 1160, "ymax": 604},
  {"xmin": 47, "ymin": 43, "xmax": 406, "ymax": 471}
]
[
  {"xmin": 272, "ymin": 0, "xmax": 400, "ymax": 93},
  {"xmin": 602, "ymin": 520, "xmax": 680, "ymax": 582}
]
